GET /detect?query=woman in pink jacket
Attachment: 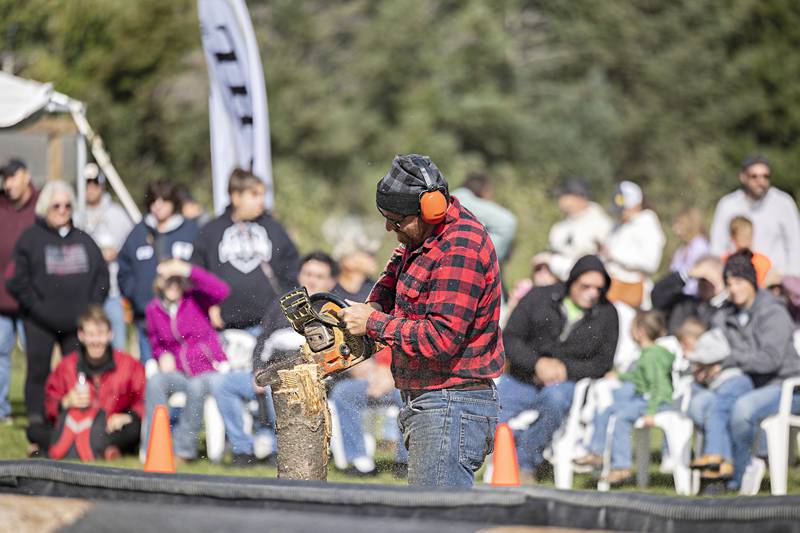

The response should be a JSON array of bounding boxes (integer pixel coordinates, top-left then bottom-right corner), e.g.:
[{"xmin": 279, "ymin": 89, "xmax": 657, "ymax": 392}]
[{"xmin": 142, "ymin": 259, "xmax": 229, "ymax": 462}]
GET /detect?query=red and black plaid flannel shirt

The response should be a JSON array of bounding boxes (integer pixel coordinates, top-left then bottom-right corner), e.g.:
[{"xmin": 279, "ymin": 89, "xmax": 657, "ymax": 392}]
[{"xmin": 366, "ymin": 197, "xmax": 505, "ymax": 390}]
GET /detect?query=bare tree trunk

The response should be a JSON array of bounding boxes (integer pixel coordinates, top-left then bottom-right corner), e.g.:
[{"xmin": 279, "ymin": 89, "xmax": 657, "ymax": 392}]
[{"xmin": 271, "ymin": 363, "xmax": 330, "ymax": 481}]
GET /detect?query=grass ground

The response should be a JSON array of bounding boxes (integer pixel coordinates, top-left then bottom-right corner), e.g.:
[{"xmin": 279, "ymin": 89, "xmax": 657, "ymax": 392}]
[{"xmin": 1, "ymin": 347, "xmax": 797, "ymax": 493}]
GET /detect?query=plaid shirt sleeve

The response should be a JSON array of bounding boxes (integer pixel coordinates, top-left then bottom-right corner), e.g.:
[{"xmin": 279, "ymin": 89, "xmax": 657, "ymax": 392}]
[
  {"xmin": 366, "ymin": 243, "xmax": 486, "ymax": 362},
  {"xmin": 366, "ymin": 246, "xmax": 404, "ymax": 312}
]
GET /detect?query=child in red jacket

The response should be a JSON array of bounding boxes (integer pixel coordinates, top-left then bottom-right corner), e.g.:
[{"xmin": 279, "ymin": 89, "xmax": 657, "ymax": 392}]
[{"xmin": 27, "ymin": 305, "xmax": 145, "ymax": 460}]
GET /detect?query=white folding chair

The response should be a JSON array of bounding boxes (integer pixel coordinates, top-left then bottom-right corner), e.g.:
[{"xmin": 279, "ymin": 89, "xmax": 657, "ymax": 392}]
[
  {"xmin": 204, "ymin": 329, "xmax": 257, "ymax": 463},
  {"xmin": 597, "ymin": 336, "xmax": 695, "ymax": 495},
  {"xmin": 636, "ymin": 337, "xmax": 695, "ymax": 494},
  {"xmin": 759, "ymin": 376, "xmax": 800, "ymax": 495},
  {"xmin": 550, "ymin": 378, "xmax": 594, "ymax": 489}
]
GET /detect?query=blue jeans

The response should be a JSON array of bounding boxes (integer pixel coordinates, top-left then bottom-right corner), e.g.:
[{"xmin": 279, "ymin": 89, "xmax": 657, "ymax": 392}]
[
  {"xmin": 588, "ymin": 381, "xmax": 667, "ymax": 469},
  {"xmin": 103, "ymin": 296, "xmax": 127, "ymax": 351},
  {"xmin": 398, "ymin": 386, "xmax": 499, "ymax": 487},
  {"xmin": 497, "ymin": 375, "xmax": 575, "ymax": 472},
  {"xmin": 730, "ymin": 384, "xmax": 800, "ymax": 489},
  {"xmin": 329, "ymin": 378, "xmax": 408, "ymax": 464},
  {"xmin": 0, "ymin": 315, "xmax": 24, "ymax": 419},
  {"xmin": 135, "ymin": 319, "xmax": 152, "ymax": 365},
  {"xmin": 687, "ymin": 375, "xmax": 753, "ymax": 462},
  {"xmin": 212, "ymin": 369, "xmax": 276, "ymax": 455},
  {"xmin": 143, "ymin": 371, "xmax": 220, "ymax": 459}
]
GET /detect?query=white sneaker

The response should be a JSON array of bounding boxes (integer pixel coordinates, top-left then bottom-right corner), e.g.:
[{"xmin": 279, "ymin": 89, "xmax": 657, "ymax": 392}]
[
  {"xmin": 739, "ymin": 457, "xmax": 766, "ymax": 496},
  {"xmin": 253, "ymin": 434, "xmax": 275, "ymax": 459}
]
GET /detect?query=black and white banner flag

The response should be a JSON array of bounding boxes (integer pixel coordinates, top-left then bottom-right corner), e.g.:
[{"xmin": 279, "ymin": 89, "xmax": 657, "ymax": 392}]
[{"xmin": 198, "ymin": 0, "xmax": 273, "ymax": 214}]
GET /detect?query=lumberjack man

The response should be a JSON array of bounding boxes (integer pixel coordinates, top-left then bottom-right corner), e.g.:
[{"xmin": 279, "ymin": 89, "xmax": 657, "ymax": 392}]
[{"xmin": 338, "ymin": 154, "xmax": 505, "ymax": 487}]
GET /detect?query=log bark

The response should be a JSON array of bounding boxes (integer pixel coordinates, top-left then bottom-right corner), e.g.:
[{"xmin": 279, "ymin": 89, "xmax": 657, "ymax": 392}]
[{"xmin": 271, "ymin": 362, "xmax": 330, "ymax": 480}]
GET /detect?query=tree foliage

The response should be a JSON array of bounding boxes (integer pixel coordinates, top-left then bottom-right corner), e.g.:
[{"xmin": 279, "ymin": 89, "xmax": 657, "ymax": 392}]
[{"xmin": 2, "ymin": 0, "xmax": 799, "ymax": 281}]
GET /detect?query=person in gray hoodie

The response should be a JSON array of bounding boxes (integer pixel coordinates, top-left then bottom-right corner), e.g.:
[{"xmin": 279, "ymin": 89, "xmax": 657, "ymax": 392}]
[{"xmin": 711, "ymin": 250, "xmax": 800, "ymax": 490}]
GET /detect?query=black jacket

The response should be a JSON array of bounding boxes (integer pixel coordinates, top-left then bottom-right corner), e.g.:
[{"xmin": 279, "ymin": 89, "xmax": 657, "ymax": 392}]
[
  {"xmin": 651, "ymin": 271, "xmax": 723, "ymax": 333},
  {"xmin": 6, "ymin": 218, "xmax": 109, "ymax": 333},
  {"xmin": 503, "ymin": 255, "xmax": 618, "ymax": 385},
  {"xmin": 191, "ymin": 208, "xmax": 299, "ymax": 329}
]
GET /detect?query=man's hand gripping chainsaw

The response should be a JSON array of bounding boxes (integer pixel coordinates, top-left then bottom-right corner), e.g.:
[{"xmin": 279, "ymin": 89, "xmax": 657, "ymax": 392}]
[{"xmin": 254, "ymin": 287, "xmax": 379, "ymax": 388}]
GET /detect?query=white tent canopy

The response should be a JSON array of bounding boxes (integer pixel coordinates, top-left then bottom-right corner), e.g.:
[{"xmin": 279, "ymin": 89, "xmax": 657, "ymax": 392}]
[
  {"xmin": 0, "ymin": 72, "xmax": 70, "ymax": 127},
  {"xmin": 0, "ymin": 72, "xmax": 141, "ymax": 222}
]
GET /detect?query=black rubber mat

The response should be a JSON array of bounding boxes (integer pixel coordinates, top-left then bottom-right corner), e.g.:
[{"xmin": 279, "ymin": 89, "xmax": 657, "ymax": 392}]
[{"xmin": 1, "ymin": 460, "xmax": 799, "ymax": 533}]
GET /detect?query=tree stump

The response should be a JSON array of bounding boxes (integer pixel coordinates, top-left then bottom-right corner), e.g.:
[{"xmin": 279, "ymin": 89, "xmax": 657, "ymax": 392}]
[{"xmin": 271, "ymin": 362, "xmax": 330, "ymax": 480}]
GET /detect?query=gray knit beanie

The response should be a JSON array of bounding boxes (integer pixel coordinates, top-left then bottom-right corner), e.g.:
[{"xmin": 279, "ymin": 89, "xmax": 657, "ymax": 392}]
[{"xmin": 375, "ymin": 154, "xmax": 449, "ymax": 215}]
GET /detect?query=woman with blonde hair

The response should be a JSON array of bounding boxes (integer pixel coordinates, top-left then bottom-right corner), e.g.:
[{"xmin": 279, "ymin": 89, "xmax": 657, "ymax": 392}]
[
  {"xmin": 6, "ymin": 180, "xmax": 109, "ymax": 454},
  {"xmin": 670, "ymin": 207, "xmax": 710, "ymax": 295}
]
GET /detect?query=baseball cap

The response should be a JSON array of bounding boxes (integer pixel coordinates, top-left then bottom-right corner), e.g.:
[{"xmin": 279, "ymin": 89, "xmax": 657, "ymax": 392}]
[{"xmin": 554, "ymin": 177, "xmax": 589, "ymax": 198}]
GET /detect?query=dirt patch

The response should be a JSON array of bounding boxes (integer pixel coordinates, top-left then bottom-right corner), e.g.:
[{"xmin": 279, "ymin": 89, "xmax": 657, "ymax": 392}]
[{"xmin": 0, "ymin": 494, "xmax": 92, "ymax": 533}]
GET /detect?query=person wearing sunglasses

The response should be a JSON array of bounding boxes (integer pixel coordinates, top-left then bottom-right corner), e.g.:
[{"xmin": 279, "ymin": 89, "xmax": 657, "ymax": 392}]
[
  {"xmin": 500, "ymin": 255, "xmax": 618, "ymax": 484},
  {"xmin": 710, "ymin": 154, "xmax": 800, "ymax": 277},
  {"xmin": 6, "ymin": 180, "xmax": 109, "ymax": 455},
  {"xmin": 338, "ymin": 154, "xmax": 504, "ymax": 488}
]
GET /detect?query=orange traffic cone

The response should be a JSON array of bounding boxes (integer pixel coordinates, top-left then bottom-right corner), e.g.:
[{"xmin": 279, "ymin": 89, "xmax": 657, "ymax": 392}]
[
  {"xmin": 491, "ymin": 423, "xmax": 520, "ymax": 486},
  {"xmin": 144, "ymin": 405, "xmax": 176, "ymax": 473}
]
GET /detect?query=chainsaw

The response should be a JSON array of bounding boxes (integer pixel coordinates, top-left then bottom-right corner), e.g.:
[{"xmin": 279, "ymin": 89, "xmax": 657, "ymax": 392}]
[{"xmin": 254, "ymin": 287, "xmax": 377, "ymax": 388}]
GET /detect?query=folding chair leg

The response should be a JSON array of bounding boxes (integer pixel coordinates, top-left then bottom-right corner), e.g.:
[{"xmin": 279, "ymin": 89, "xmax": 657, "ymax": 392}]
[
  {"xmin": 636, "ymin": 427, "xmax": 651, "ymax": 488},
  {"xmin": 663, "ymin": 418, "xmax": 693, "ymax": 495},
  {"xmin": 553, "ymin": 451, "xmax": 574, "ymax": 490},
  {"xmin": 762, "ymin": 416, "xmax": 789, "ymax": 496},
  {"xmin": 204, "ymin": 396, "xmax": 226, "ymax": 464},
  {"xmin": 597, "ymin": 416, "xmax": 616, "ymax": 492}
]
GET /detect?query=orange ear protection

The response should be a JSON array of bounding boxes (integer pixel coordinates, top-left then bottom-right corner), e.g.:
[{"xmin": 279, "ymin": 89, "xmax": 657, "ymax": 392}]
[{"xmin": 418, "ymin": 166, "xmax": 448, "ymax": 224}]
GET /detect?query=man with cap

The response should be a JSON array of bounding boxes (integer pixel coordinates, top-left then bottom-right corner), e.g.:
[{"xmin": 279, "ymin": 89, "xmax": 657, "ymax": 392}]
[
  {"xmin": 710, "ymin": 155, "xmax": 800, "ymax": 276},
  {"xmin": 75, "ymin": 163, "xmax": 133, "ymax": 350},
  {"xmin": 603, "ymin": 180, "xmax": 666, "ymax": 308},
  {"xmin": 338, "ymin": 154, "xmax": 504, "ymax": 487},
  {"xmin": 709, "ymin": 250, "xmax": 800, "ymax": 491},
  {"xmin": 548, "ymin": 177, "xmax": 613, "ymax": 278},
  {"xmin": 0, "ymin": 158, "xmax": 39, "ymax": 424},
  {"xmin": 500, "ymin": 255, "xmax": 618, "ymax": 483}
]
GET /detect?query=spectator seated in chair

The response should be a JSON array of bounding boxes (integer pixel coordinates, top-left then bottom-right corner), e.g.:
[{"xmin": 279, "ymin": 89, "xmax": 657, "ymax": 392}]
[
  {"xmin": 329, "ymin": 349, "xmax": 408, "ymax": 477},
  {"xmin": 142, "ymin": 259, "xmax": 229, "ymax": 463},
  {"xmin": 711, "ymin": 250, "xmax": 800, "ymax": 492},
  {"xmin": 27, "ymin": 305, "xmax": 144, "ymax": 461},
  {"xmin": 212, "ymin": 251, "xmax": 337, "ymax": 467},
  {"xmin": 499, "ymin": 255, "xmax": 618, "ymax": 483},
  {"xmin": 575, "ymin": 310, "xmax": 675, "ymax": 486},
  {"xmin": 686, "ymin": 328, "xmax": 753, "ymax": 482}
]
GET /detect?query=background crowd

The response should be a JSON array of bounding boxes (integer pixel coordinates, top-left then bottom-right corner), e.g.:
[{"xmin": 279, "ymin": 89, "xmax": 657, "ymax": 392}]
[{"xmin": 2, "ymin": 151, "xmax": 799, "ymax": 493}]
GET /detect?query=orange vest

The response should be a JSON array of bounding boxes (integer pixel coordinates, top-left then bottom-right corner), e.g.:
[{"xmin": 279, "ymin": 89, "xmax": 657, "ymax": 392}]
[{"xmin": 722, "ymin": 251, "xmax": 772, "ymax": 288}]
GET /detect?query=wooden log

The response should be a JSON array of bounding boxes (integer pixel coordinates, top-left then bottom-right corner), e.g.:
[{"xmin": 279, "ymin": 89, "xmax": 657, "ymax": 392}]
[{"xmin": 271, "ymin": 362, "xmax": 330, "ymax": 480}]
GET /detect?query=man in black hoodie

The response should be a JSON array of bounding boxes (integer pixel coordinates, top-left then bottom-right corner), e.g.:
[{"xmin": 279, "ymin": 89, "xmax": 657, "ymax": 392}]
[
  {"xmin": 499, "ymin": 255, "xmax": 618, "ymax": 481},
  {"xmin": 191, "ymin": 169, "xmax": 299, "ymax": 335}
]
